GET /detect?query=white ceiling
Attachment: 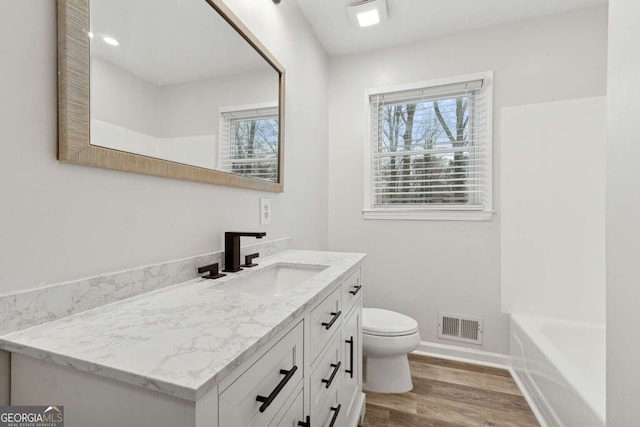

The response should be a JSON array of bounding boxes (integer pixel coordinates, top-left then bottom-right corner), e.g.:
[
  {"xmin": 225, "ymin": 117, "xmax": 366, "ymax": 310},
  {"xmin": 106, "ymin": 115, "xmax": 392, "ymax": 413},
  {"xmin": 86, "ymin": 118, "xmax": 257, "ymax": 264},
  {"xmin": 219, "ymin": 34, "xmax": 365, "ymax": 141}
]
[
  {"xmin": 91, "ymin": 0, "xmax": 274, "ymax": 86},
  {"xmin": 296, "ymin": 0, "xmax": 608, "ymax": 56}
]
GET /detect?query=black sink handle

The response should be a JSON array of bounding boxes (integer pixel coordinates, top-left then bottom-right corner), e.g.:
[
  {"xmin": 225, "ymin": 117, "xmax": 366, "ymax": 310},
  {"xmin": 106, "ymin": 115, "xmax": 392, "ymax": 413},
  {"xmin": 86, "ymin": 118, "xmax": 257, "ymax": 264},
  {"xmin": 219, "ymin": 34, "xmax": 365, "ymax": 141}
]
[
  {"xmin": 197, "ymin": 263, "xmax": 226, "ymax": 280},
  {"xmin": 322, "ymin": 311, "xmax": 341, "ymax": 330},
  {"xmin": 256, "ymin": 365, "xmax": 298, "ymax": 413},
  {"xmin": 241, "ymin": 252, "xmax": 260, "ymax": 268}
]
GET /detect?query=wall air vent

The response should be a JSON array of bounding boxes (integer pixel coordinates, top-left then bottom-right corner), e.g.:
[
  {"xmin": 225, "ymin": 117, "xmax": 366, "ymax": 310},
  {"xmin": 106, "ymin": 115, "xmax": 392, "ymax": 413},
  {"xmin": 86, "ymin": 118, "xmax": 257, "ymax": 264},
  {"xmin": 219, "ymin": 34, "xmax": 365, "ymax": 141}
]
[{"xmin": 437, "ymin": 313, "xmax": 483, "ymax": 345}]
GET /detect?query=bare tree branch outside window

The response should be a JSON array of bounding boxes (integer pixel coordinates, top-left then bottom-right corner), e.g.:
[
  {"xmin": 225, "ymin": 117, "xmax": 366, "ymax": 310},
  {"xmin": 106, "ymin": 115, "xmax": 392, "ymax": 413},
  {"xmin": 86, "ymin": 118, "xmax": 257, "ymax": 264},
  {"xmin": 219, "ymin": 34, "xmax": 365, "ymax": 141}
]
[
  {"xmin": 375, "ymin": 95, "xmax": 470, "ymax": 205},
  {"xmin": 229, "ymin": 115, "xmax": 279, "ymax": 182}
]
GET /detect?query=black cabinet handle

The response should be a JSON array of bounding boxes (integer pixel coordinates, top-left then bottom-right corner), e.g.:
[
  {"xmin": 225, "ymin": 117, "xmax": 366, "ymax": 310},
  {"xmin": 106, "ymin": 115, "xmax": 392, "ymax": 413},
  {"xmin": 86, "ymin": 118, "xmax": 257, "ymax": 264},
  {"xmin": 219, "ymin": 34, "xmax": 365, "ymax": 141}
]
[
  {"xmin": 345, "ymin": 337, "xmax": 354, "ymax": 378},
  {"xmin": 321, "ymin": 361, "xmax": 341, "ymax": 389},
  {"xmin": 297, "ymin": 415, "xmax": 311, "ymax": 427},
  {"xmin": 321, "ymin": 311, "xmax": 341, "ymax": 330},
  {"xmin": 256, "ymin": 365, "xmax": 298, "ymax": 413},
  {"xmin": 349, "ymin": 285, "xmax": 362, "ymax": 296},
  {"xmin": 328, "ymin": 404, "xmax": 341, "ymax": 427}
]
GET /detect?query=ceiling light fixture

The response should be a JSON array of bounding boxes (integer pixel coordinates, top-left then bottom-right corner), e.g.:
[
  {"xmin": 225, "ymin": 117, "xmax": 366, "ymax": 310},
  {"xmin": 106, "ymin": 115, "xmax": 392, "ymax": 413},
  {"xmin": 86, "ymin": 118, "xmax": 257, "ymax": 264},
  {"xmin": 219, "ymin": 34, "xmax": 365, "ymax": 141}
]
[
  {"xmin": 87, "ymin": 32, "xmax": 94, "ymax": 38},
  {"xmin": 102, "ymin": 36, "xmax": 119, "ymax": 46},
  {"xmin": 347, "ymin": 0, "xmax": 388, "ymax": 28}
]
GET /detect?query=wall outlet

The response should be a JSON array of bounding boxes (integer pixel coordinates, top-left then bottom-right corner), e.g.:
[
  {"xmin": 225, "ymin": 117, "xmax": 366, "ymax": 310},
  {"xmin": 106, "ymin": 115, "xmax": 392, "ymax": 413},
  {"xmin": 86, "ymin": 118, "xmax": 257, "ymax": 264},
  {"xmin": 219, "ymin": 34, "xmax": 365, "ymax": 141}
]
[{"xmin": 260, "ymin": 198, "xmax": 271, "ymax": 225}]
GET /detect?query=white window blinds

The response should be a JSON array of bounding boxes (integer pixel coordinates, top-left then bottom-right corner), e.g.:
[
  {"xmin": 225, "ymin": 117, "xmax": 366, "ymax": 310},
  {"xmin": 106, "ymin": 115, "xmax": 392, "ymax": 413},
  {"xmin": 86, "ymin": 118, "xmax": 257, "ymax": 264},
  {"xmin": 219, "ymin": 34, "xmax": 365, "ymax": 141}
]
[
  {"xmin": 368, "ymin": 77, "xmax": 491, "ymax": 213},
  {"xmin": 219, "ymin": 106, "xmax": 279, "ymax": 182}
]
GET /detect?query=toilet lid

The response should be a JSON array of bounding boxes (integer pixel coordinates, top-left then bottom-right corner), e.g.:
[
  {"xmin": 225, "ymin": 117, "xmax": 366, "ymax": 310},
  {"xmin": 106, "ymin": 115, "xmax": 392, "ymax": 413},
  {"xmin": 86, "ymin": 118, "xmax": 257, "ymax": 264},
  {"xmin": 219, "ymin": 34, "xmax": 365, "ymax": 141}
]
[{"xmin": 362, "ymin": 308, "xmax": 418, "ymax": 337}]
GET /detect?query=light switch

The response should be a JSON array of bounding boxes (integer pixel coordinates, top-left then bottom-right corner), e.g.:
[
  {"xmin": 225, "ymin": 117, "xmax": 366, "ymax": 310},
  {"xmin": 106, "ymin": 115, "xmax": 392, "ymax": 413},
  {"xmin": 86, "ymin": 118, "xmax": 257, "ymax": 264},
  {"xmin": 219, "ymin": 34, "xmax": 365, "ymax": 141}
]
[{"xmin": 260, "ymin": 198, "xmax": 271, "ymax": 225}]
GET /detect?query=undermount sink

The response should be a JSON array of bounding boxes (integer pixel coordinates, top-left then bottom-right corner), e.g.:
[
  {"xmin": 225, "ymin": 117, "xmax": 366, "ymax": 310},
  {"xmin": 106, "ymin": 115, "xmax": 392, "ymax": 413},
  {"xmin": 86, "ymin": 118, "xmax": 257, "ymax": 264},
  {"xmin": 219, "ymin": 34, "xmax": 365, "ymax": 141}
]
[{"xmin": 219, "ymin": 264, "xmax": 328, "ymax": 296}]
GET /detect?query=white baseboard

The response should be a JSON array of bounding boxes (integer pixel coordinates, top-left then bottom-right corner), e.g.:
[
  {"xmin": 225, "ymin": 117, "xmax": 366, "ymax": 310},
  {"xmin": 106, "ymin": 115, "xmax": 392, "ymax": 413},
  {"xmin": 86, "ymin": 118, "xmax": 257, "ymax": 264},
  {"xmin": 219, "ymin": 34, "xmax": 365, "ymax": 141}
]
[{"xmin": 413, "ymin": 340, "xmax": 511, "ymax": 369}]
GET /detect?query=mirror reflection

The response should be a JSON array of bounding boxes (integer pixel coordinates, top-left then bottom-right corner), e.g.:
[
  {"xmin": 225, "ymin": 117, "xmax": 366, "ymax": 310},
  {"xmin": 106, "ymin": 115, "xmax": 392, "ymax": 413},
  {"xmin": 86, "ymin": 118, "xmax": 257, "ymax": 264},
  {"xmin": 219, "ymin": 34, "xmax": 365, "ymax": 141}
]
[{"xmin": 89, "ymin": 0, "xmax": 281, "ymax": 182}]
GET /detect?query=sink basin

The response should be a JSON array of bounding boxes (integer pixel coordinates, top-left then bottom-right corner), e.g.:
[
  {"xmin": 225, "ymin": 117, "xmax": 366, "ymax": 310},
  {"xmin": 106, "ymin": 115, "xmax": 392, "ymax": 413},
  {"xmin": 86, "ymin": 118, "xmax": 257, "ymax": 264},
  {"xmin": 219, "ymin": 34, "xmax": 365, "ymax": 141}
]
[{"xmin": 219, "ymin": 264, "xmax": 328, "ymax": 296}]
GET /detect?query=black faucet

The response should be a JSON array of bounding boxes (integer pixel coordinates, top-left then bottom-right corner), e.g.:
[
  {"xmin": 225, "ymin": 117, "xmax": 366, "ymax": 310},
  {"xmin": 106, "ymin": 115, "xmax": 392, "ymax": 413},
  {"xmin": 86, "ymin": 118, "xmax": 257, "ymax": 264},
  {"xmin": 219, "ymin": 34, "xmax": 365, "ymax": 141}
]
[{"xmin": 223, "ymin": 232, "xmax": 266, "ymax": 272}]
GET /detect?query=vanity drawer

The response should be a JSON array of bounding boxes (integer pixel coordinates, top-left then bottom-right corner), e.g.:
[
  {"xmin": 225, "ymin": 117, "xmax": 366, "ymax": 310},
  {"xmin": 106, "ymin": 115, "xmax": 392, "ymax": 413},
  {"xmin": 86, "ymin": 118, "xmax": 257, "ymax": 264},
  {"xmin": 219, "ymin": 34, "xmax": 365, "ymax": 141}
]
[
  {"xmin": 273, "ymin": 386, "xmax": 304, "ymax": 427},
  {"xmin": 316, "ymin": 387, "xmax": 341, "ymax": 427},
  {"xmin": 341, "ymin": 268, "xmax": 362, "ymax": 316},
  {"xmin": 309, "ymin": 334, "xmax": 342, "ymax": 422},
  {"xmin": 310, "ymin": 287, "xmax": 342, "ymax": 361},
  {"xmin": 219, "ymin": 321, "xmax": 303, "ymax": 427}
]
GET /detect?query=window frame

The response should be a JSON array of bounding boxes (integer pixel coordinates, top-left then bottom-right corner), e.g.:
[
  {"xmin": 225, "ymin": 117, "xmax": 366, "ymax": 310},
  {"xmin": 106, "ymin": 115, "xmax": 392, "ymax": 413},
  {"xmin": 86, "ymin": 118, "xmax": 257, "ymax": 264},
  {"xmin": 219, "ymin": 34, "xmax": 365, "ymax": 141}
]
[
  {"xmin": 218, "ymin": 102, "xmax": 279, "ymax": 182},
  {"xmin": 363, "ymin": 71, "xmax": 494, "ymax": 221}
]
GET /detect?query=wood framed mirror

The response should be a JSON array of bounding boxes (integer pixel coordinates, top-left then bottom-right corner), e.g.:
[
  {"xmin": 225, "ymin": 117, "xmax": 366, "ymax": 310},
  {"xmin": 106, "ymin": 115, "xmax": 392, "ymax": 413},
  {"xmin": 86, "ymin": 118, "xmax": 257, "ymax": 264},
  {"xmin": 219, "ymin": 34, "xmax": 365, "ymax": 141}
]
[{"xmin": 57, "ymin": 0, "xmax": 285, "ymax": 192}]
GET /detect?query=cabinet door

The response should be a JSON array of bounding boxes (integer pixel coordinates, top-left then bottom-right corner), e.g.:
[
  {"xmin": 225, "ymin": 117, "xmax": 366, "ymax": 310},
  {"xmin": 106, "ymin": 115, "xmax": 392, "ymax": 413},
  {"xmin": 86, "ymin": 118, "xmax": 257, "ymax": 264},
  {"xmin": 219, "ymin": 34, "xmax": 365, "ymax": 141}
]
[{"xmin": 341, "ymin": 306, "xmax": 361, "ymax": 425}]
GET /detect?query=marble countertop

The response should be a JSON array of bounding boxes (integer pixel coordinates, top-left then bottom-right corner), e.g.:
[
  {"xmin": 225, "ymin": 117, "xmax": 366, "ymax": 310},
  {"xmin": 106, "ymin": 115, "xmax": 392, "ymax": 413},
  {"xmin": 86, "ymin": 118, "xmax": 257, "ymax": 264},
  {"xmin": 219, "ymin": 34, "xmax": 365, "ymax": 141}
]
[{"xmin": 0, "ymin": 250, "xmax": 365, "ymax": 401}]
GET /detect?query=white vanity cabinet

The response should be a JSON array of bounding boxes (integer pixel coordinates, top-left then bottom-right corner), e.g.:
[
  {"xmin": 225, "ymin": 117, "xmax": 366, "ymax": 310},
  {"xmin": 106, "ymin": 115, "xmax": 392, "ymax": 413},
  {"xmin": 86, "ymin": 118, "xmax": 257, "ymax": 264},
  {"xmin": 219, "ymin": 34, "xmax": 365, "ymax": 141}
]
[
  {"xmin": 304, "ymin": 267, "xmax": 363, "ymax": 427},
  {"xmin": 222, "ymin": 266, "xmax": 364, "ymax": 427},
  {"xmin": 8, "ymin": 263, "xmax": 364, "ymax": 427}
]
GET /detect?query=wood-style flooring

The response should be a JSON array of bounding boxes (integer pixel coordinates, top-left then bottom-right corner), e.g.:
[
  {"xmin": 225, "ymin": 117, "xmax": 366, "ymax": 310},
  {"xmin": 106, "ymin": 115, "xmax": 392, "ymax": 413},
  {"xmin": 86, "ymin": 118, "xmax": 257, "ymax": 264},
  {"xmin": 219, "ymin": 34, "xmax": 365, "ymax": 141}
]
[{"xmin": 362, "ymin": 354, "xmax": 539, "ymax": 427}]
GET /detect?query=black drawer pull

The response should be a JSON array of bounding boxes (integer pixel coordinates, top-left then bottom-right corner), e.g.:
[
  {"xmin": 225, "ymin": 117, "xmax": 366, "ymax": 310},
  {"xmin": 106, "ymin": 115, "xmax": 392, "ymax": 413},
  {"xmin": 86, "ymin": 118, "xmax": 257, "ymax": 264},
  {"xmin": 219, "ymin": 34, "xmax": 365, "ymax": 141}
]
[
  {"xmin": 321, "ymin": 311, "xmax": 341, "ymax": 330},
  {"xmin": 256, "ymin": 365, "xmax": 298, "ymax": 413},
  {"xmin": 349, "ymin": 285, "xmax": 362, "ymax": 296},
  {"xmin": 321, "ymin": 361, "xmax": 341, "ymax": 389},
  {"xmin": 297, "ymin": 415, "xmax": 311, "ymax": 427},
  {"xmin": 328, "ymin": 404, "xmax": 341, "ymax": 427},
  {"xmin": 345, "ymin": 337, "xmax": 354, "ymax": 378}
]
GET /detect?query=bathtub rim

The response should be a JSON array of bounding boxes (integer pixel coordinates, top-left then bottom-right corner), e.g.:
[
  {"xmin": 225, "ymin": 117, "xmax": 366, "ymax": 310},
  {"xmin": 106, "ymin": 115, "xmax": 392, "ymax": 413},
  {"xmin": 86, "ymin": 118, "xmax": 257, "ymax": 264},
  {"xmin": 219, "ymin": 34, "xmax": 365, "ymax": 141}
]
[{"xmin": 511, "ymin": 314, "xmax": 605, "ymax": 424}]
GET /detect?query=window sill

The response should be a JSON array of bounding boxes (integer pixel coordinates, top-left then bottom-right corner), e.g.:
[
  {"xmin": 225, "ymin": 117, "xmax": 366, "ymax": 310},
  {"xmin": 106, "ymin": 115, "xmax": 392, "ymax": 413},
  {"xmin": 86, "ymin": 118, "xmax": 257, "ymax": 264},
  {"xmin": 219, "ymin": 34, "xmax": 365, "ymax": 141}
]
[{"xmin": 362, "ymin": 209, "xmax": 494, "ymax": 221}]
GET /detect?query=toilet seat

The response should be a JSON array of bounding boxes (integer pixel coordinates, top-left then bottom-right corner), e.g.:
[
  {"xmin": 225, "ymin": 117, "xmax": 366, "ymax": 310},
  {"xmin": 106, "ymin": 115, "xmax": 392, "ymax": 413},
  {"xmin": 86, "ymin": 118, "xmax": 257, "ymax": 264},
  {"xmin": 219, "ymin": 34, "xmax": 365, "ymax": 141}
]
[{"xmin": 362, "ymin": 308, "xmax": 418, "ymax": 337}]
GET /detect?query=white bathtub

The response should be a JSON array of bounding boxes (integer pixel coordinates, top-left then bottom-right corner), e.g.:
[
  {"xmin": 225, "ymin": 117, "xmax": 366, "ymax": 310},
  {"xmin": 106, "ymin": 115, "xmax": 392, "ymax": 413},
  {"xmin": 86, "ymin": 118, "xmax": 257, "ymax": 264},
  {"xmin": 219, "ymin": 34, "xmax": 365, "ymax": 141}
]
[{"xmin": 510, "ymin": 315, "xmax": 605, "ymax": 427}]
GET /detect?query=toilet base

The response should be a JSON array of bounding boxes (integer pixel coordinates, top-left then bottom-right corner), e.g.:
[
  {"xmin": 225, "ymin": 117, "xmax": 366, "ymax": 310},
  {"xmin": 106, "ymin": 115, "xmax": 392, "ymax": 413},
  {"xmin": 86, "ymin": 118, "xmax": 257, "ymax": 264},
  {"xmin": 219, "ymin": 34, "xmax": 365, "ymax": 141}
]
[{"xmin": 363, "ymin": 353, "xmax": 413, "ymax": 393}]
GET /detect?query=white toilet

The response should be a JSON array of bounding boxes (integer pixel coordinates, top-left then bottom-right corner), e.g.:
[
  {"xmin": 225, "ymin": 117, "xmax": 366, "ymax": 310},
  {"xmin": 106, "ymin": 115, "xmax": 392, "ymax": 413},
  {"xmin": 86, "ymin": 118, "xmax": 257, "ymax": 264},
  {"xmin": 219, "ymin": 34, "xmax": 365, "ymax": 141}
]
[{"xmin": 362, "ymin": 308, "xmax": 421, "ymax": 393}]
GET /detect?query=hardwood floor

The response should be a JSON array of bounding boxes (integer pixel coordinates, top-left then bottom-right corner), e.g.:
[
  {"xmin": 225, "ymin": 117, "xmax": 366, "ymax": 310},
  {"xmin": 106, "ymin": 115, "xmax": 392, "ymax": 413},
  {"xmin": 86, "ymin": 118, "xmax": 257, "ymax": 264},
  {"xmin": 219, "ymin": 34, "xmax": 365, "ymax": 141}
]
[{"xmin": 362, "ymin": 354, "xmax": 539, "ymax": 427}]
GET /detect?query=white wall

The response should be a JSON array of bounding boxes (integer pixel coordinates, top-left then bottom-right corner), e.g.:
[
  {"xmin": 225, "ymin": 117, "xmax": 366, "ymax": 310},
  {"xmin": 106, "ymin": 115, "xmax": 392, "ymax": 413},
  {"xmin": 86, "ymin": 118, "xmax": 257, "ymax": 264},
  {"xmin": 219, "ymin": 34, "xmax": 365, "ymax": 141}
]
[
  {"xmin": 501, "ymin": 97, "xmax": 606, "ymax": 324},
  {"xmin": 92, "ymin": 57, "xmax": 160, "ymax": 136},
  {"xmin": 607, "ymin": 0, "xmax": 640, "ymax": 424},
  {"xmin": 328, "ymin": 6, "xmax": 608, "ymax": 354},
  {"xmin": 157, "ymin": 69, "xmax": 277, "ymax": 138},
  {"xmin": 0, "ymin": 0, "xmax": 329, "ymax": 293}
]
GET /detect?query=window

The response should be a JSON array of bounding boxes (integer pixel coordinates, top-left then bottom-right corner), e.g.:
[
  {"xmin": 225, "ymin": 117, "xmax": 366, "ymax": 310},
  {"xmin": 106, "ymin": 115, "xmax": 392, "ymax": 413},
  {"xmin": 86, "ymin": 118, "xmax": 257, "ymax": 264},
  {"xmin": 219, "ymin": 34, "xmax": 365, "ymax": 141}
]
[
  {"xmin": 218, "ymin": 103, "xmax": 279, "ymax": 182},
  {"xmin": 364, "ymin": 72, "xmax": 493, "ymax": 221}
]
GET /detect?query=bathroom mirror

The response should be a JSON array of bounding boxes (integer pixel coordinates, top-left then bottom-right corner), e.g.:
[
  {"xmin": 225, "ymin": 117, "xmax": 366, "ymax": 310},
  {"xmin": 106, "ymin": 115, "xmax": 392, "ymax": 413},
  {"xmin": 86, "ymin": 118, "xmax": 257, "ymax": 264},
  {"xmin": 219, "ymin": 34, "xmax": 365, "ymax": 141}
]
[{"xmin": 57, "ymin": 0, "xmax": 285, "ymax": 192}]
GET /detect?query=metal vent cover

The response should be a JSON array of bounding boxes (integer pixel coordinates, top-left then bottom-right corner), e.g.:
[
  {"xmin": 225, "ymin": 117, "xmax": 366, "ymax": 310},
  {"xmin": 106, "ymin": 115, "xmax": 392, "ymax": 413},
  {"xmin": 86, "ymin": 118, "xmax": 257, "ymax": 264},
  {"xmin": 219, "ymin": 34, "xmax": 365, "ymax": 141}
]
[{"xmin": 437, "ymin": 313, "xmax": 483, "ymax": 345}]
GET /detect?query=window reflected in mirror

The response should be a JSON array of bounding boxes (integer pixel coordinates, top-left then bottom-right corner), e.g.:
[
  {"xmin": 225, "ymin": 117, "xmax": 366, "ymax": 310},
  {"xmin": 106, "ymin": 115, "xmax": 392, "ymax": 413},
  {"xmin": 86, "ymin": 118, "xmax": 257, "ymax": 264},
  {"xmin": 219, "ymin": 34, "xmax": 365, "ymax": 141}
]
[{"xmin": 219, "ymin": 104, "xmax": 279, "ymax": 182}]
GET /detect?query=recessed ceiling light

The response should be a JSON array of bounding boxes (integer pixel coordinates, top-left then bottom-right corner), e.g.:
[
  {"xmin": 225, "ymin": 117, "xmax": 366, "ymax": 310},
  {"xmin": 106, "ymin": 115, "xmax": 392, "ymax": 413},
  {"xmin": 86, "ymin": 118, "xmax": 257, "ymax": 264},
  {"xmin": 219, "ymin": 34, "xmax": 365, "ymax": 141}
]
[
  {"xmin": 87, "ymin": 32, "xmax": 94, "ymax": 38},
  {"xmin": 357, "ymin": 9, "xmax": 380, "ymax": 27},
  {"xmin": 102, "ymin": 36, "xmax": 119, "ymax": 46},
  {"xmin": 347, "ymin": 0, "xmax": 388, "ymax": 28}
]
